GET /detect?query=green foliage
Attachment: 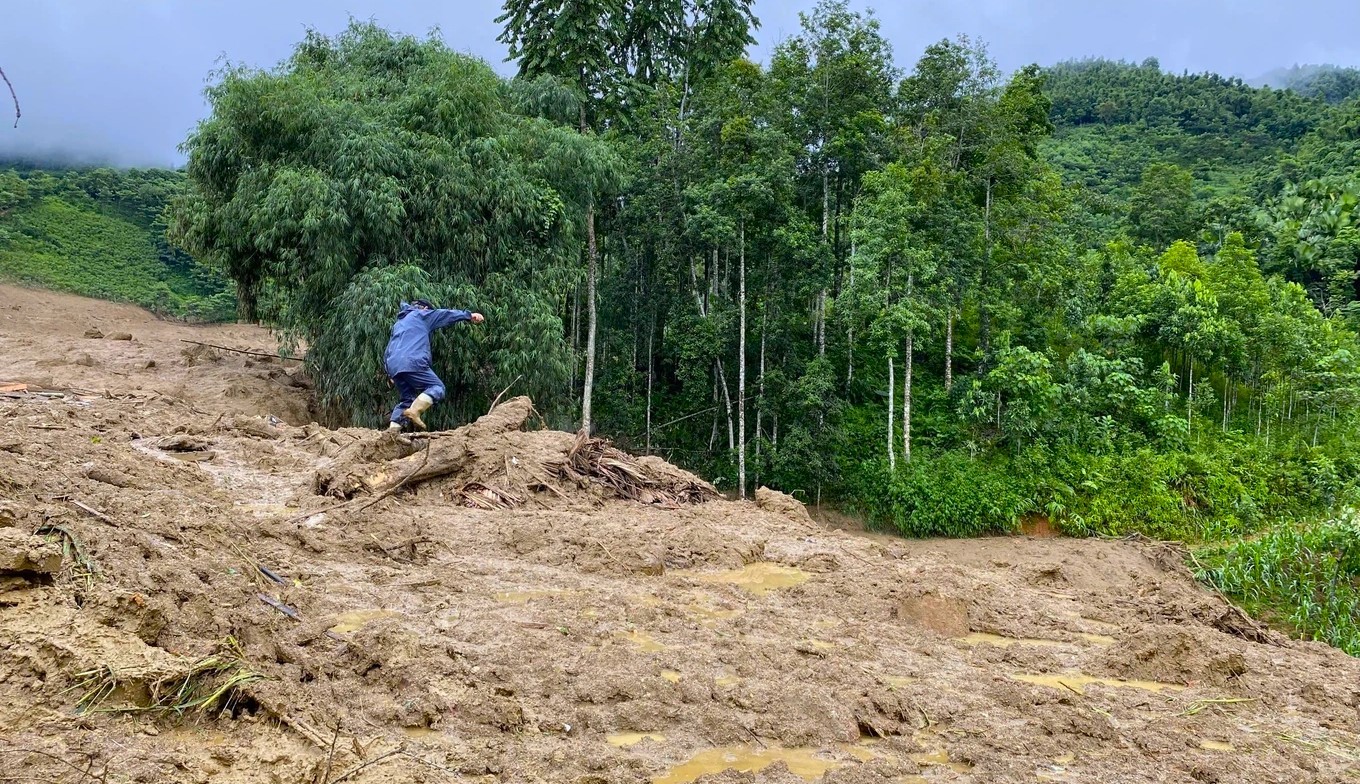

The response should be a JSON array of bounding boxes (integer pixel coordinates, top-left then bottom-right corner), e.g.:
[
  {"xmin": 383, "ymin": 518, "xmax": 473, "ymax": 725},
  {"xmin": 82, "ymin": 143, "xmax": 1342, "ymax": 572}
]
[
  {"xmin": 844, "ymin": 450, "xmax": 1031, "ymax": 537},
  {"xmin": 173, "ymin": 22, "xmax": 620, "ymax": 426},
  {"xmin": 0, "ymin": 166, "xmax": 232, "ymax": 321},
  {"xmin": 1196, "ymin": 515, "xmax": 1360, "ymax": 655}
]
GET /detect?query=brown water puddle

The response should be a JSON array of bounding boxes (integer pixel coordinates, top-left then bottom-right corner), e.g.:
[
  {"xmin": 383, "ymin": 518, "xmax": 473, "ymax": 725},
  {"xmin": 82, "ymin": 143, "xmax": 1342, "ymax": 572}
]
[
  {"xmin": 660, "ymin": 670, "xmax": 682, "ymax": 683},
  {"xmin": 1011, "ymin": 672, "xmax": 1186, "ymax": 695},
  {"xmin": 680, "ymin": 563, "xmax": 810, "ymax": 595},
  {"xmin": 609, "ymin": 732, "xmax": 667, "ymax": 747},
  {"xmin": 329, "ymin": 609, "xmax": 399, "ymax": 634},
  {"xmin": 618, "ymin": 629, "xmax": 667, "ymax": 652},
  {"xmin": 714, "ymin": 671, "xmax": 742, "ymax": 688},
  {"xmin": 402, "ymin": 726, "xmax": 437, "ymax": 739},
  {"xmin": 653, "ymin": 744, "xmax": 841, "ymax": 784},
  {"xmin": 959, "ymin": 632, "xmax": 1067, "ymax": 649},
  {"xmin": 883, "ymin": 676, "xmax": 919, "ymax": 689},
  {"xmin": 910, "ymin": 748, "xmax": 972, "ymax": 773},
  {"xmin": 1199, "ymin": 740, "xmax": 1235, "ymax": 752},
  {"xmin": 959, "ymin": 632, "xmax": 1116, "ymax": 648}
]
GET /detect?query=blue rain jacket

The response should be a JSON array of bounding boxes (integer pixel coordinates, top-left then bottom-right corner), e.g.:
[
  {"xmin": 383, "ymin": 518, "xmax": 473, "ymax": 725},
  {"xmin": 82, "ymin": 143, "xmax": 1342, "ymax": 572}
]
[{"xmin": 383, "ymin": 302, "xmax": 472, "ymax": 376}]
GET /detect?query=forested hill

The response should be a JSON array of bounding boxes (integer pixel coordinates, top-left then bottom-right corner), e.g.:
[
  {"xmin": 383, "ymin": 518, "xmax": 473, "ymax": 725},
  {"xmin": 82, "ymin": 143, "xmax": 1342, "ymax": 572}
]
[{"xmin": 0, "ymin": 165, "xmax": 234, "ymax": 321}]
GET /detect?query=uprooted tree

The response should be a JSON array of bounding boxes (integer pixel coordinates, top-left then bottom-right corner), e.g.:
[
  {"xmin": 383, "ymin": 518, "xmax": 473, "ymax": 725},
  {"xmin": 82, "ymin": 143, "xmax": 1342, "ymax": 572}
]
[{"xmin": 171, "ymin": 22, "xmax": 619, "ymax": 429}]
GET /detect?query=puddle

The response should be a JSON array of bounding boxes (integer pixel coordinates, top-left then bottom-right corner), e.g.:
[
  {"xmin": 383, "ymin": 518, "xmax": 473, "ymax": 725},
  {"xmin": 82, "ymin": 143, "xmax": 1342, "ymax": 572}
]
[
  {"xmin": 494, "ymin": 589, "xmax": 563, "ymax": 604},
  {"xmin": 660, "ymin": 670, "xmax": 682, "ymax": 683},
  {"xmin": 1054, "ymin": 754, "xmax": 1076, "ymax": 764},
  {"xmin": 1011, "ymin": 672, "xmax": 1186, "ymax": 695},
  {"xmin": 654, "ymin": 744, "xmax": 841, "ymax": 784},
  {"xmin": 883, "ymin": 676, "xmax": 919, "ymax": 689},
  {"xmin": 170, "ymin": 451, "xmax": 215, "ymax": 463},
  {"xmin": 714, "ymin": 672, "xmax": 742, "ymax": 688},
  {"xmin": 961, "ymin": 632, "xmax": 1116, "ymax": 648},
  {"xmin": 1199, "ymin": 740, "xmax": 1234, "ymax": 752},
  {"xmin": 681, "ymin": 563, "xmax": 810, "ymax": 595},
  {"xmin": 959, "ymin": 632, "xmax": 1067, "ymax": 649},
  {"xmin": 608, "ymin": 732, "xmax": 666, "ymax": 747},
  {"xmin": 841, "ymin": 738, "xmax": 879, "ymax": 762},
  {"xmin": 910, "ymin": 747, "xmax": 972, "ymax": 773},
  {"xmin": 618, "ymin": 629, "xmax": 666, "ymax": 652},
  {"xmin": 402, "ymin": 726, "xmax": 437, "ymax": 739},
  {"xmin": 685, "ymin": 600, "xmax": 741, "ymax": 622},
  {"xmin": 329, "ymin": 609, "xmax": 399, "ymax": 634}
]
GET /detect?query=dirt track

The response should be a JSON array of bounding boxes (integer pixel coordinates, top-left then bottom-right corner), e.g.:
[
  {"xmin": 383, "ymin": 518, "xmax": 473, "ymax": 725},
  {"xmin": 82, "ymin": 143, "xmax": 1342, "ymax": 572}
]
[{"xmin": 2, "ymin": 285, "xmax": 1359, "ymax": 784}]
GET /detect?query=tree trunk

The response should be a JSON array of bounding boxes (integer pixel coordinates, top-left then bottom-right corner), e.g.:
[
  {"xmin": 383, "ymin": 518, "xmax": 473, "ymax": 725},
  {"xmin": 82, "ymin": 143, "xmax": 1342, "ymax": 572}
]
[
  {"xmin": 944, "ymin": 308, "xmax": 954, "ymax": 392},
  {"xmin": 904, "ymin": 331, "xmax": 913, "ymax": 464},
  {"xmin": 582, "ymin": 204, "xmax": 598, "ymax": 434},
  {"xmin": 738, "ymin": 221, "xmax": 747, "ymax": 501},
  {"xmin": 887, "ymin": 355, "xmax": 896, "ymax": 471},
  {"xmin": 646, "ymin": 316, "xmax": 654, "ymax": 455},
  {"xmin": 756, "ymin": 300, "xmax": 767, "ymax": 487},
  {"xmin": 1187, "ymin": 361, "xmax": 1193, "ymax": 439},
  {"xmin": 717, "ymin": 359, "xmax": 734, "ymax": 452},
  {"xmin": 817, "ymin": 289, "xmax": 827, "ymax": 357},
  {"xmin": 980, "ymin": 179, "xmax": 993, "ymax": 357},
  {"xmin": 846, "ymin": 247, "xmax": 855, "ymax": 387}
]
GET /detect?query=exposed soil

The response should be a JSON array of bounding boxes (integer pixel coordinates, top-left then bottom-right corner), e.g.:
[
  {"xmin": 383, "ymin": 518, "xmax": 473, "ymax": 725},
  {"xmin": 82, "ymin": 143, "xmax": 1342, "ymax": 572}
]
[{"xmin": 2, "ymin": 285, "xmax": 1359, "ymax": 784}]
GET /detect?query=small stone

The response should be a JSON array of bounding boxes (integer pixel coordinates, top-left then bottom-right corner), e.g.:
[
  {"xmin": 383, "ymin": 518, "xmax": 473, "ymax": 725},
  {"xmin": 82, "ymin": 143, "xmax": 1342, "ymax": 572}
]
[
  {"xmin": 106, "ymin": 332, "xmax": 133, "ymax": 341},
  {"xmin": 83, "ymin": 328, "xmax": 103, "ymax": 339}
]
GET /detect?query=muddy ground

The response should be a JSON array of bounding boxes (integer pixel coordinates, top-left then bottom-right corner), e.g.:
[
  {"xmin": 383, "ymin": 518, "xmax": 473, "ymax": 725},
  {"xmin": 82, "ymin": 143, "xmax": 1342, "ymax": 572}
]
[{"xmin": 2, "ymin": 285, "xmax": 1359, "ymax": 784}]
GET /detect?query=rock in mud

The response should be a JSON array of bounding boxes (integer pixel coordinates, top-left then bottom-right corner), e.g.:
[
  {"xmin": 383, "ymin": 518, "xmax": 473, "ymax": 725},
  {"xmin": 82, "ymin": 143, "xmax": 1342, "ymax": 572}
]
[
  {"xmin": 229, "ymin": 415, "xmax": 283, "ymax": 440},
  {"xmin": 156, "ymin": 434, "xmax": 212, "ymax": 452},
  {"xmin": 83, "ymin": 328, "xmax": 103, "ymax": 339},
  {"xmin": 756, "ymin": 486, "xmax": 812, "ymax": 523},
  {"xmin": 0, "ymin": 529, "xmax": 62, "ymax": 575},
  {"xmin": 105, "ymin": 332, "xmax": 133, "ymax": 341},
  {"xmin": 85, "ymin": 466, "xmax": 135, "ymax": 488},
  {"xmin": 73, "ymin": 353, "xmax": 97, "ymax": 367},
  {"xmin": 0, "ymin": 500, "xmax": 24, "ymax": 528}
]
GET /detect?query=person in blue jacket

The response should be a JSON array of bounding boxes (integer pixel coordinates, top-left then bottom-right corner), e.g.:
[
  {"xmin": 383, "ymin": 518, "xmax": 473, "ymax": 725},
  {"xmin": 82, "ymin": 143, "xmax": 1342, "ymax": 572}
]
[{"xmin": 384, "ymin": 299, "xmax": 484, "ymax": 432}]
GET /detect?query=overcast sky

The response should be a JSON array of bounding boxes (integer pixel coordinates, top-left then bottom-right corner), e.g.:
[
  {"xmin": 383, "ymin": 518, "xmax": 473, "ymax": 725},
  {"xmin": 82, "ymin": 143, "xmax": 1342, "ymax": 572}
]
[{"xmin": 1, "ymin": 0, "xmax": 1357, "ymax": 168}]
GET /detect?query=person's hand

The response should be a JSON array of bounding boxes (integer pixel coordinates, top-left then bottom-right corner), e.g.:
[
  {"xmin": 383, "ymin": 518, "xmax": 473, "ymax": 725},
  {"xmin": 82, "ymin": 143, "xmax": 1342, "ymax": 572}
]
[{"xmin": 470, "ymin": 312, "xmax": 485, "ymax": 324}]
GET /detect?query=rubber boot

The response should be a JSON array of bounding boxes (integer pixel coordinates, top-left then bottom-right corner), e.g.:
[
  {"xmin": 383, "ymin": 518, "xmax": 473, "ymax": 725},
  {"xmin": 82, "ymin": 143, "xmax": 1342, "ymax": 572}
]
[
  {"xmin": 402, "ymin": 393, "xmax": 435, "ymax": 431},
  {"xmin": 386, "ymin": 421, "xmax": 402, "ymax": 433}
]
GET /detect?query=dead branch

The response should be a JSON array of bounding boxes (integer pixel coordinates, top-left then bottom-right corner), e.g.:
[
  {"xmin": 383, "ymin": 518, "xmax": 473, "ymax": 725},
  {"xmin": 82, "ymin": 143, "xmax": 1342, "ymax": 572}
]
[
  {"xmin": 179, "ymin": 339, "xmax": 304, "ymax": 362},
  {"xmin": 0, "ymin": 66, "xmax": 18, "ymax": 128}
]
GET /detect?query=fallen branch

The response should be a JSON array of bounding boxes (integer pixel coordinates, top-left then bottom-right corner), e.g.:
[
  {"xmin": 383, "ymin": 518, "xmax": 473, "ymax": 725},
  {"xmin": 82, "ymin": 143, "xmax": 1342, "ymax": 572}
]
[
  {"xmin": 67, "ymin": 500, "xmax": 115, "ymax": 525},
  {"xmin": 329, "ymin": 748, "xmax": 403, "ymax": 784},
  {"xmin": 487, "ymin": 375, "xmax": 523, "ymax": 415},
  {"xmin": 179, "ymin": 339, "xmax": 304, "ymax": 362},
  {"xmin": 257, "ymin": 593, "xmax": 344, "ymax": 642},
  {"xmin": 344, "ymin": 438, "xmax": 432, "ymax": 515}
]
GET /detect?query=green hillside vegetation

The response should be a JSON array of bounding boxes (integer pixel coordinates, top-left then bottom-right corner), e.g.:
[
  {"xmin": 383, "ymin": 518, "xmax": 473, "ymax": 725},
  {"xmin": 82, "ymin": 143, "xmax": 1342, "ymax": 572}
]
[{"xmin": 0, "ymin": 166, "xmax": 233, "ymax": 321}]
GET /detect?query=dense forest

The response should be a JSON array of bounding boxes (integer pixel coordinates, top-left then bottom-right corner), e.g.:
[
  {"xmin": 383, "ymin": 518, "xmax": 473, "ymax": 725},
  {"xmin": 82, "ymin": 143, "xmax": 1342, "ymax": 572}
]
[
  {"xmin": 7, "ymin": 1, "xmax": 1360, "ymax": 652},
  {"xmin": 0, "ymin": 165, "xmax": 233, "ymax": 320}
]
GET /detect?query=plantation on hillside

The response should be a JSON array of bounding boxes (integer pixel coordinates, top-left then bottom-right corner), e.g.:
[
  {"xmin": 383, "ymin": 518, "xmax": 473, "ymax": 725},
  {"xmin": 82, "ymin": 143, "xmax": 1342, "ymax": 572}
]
[{"xmin": 0, "ymin": 166, "xmax": 233, "ymax": 321}]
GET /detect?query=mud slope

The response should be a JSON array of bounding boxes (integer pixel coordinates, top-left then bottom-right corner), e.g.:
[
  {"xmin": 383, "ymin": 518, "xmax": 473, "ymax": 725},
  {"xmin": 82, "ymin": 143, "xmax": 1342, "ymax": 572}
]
[{"xmin": 2, "ymin": 286, "xmax": 1358, "ymax": 784}]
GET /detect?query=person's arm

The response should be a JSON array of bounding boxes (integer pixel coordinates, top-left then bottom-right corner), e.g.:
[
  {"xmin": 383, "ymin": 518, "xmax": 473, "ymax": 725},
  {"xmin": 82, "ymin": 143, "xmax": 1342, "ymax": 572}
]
[{"xmin": 425, "ymin": 308, "xmax": 472, "ymax": 330}]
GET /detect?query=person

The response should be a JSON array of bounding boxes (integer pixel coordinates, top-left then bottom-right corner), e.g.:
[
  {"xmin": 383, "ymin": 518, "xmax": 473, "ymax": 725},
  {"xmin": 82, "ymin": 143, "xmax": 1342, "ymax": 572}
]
[{"xmin": 384, "ymin": 299, "xmax": 484, "ymax": 432}]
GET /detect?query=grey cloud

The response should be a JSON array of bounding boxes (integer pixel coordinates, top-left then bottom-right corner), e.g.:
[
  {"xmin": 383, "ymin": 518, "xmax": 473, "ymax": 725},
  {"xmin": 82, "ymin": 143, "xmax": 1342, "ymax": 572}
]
[{"xmin": 0, "ymin": 0, "xmax": 1356, "ymax": 168}]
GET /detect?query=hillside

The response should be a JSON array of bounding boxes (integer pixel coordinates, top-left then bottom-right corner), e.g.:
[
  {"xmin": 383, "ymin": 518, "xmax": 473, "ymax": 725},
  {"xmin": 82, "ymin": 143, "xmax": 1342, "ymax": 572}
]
[
  {"xmin": 0, "ymin": 166, "xmax": 233, "ymax": 321},
  {"xmin": 3, "ymin": 285, "xmax": 1360, "ymax": 783}
]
